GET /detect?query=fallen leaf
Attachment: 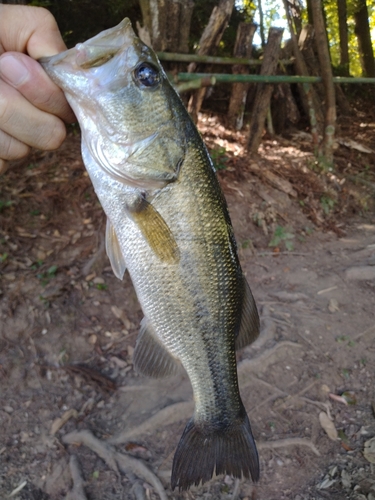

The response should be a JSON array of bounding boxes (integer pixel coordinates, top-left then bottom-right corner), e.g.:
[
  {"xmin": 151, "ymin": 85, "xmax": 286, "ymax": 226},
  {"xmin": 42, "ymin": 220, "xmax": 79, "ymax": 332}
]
[
  {"xmin": 341, "ymin": 441, "xmax": 353, "ymax": 451},
  {"xmin": 329, "ymin": 393, "xmax": 348, "ymax": 406},
  {"xmin": 364, "ymin": 437, "xmax": 375, "ymax": 463},
  {"xmin": 341, "ymin": 391, "xmax": 357, "ymax": 405},
  {"xmin": 319, "ymin": 411, "xmax": 338, "ymax": 441},
  {"xmin": 328, "ymin": 298, "xmax": 339, "ymax": 313}
]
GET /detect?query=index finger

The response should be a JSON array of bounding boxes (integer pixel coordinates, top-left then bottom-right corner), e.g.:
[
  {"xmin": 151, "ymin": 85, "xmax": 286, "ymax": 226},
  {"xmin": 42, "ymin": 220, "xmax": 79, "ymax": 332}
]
[{"xmin": 0, "ymin": 5, "xmax": 66, "ymax": 58}]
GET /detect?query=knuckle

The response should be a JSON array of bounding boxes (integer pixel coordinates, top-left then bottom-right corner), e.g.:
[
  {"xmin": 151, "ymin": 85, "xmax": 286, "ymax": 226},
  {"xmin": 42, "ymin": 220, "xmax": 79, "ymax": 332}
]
[
  {"xmin": 38, "ymin": 119, "xmax": 66, "ymax": 150},
  {"xmin": 34, "ymin": 7, "xmax": 59, "ymax": 31},
  {"xmin": 0, "ymin": 90, "xmax": 14, "ymax": 126}
]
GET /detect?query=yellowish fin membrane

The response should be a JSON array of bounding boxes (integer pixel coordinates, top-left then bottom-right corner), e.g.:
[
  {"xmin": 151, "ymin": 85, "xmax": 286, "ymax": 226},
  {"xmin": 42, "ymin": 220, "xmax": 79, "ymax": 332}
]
[{"xmin": 132, "ymin": 199, "xmax": 180, "ymax": 264}]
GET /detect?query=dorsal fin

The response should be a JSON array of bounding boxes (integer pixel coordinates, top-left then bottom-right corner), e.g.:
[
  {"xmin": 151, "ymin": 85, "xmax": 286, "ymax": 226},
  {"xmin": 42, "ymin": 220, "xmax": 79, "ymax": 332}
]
[{"xmin": 235, "ymin": 277, "xmax": 260, "ymax": 350}]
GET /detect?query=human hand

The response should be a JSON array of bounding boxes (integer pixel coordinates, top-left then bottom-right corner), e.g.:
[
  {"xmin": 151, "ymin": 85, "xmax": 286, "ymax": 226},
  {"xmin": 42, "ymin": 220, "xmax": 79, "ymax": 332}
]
[{"xmin": 0, "ymin": 5, "xmax": 76, "ymax": 173}]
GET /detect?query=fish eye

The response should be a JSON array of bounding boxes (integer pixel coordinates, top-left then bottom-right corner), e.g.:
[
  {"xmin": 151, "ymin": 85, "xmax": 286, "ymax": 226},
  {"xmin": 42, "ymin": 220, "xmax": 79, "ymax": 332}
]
[{"xmin": 134, "ymin": 63, "xmax": 160, "ymax": 88}]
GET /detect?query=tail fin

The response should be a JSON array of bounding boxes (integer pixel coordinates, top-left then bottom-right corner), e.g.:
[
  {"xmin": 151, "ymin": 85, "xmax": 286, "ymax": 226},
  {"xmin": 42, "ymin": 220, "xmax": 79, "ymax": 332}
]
[{"xmin": 171, "ymin": 409, "xmax": 259, "ymax": 490}]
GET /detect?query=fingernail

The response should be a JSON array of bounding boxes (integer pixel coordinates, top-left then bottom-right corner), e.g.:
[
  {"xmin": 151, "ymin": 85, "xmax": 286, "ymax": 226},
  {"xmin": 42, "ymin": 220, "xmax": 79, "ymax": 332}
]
[{"xmin": 0, "ymin": 55, "xmax": 29, "ymax": 86}]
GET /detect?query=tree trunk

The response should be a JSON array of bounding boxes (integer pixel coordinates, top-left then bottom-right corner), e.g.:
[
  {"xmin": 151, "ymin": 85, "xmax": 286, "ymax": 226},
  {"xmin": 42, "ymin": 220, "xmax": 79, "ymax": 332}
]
[
  {"xmin": 257, "ymin": 0, "xmax": 265, "ymax": 47},
  {"xmin": 247, "ymin": 27, "xmax": 284, "ymax": 153},
  {"xmin": 353, "ymin": 0, "xmax": 375, "ymax": 77},
  {"xmin": 305, "ymin": 0, "xmax": 313, "ymax": 25},
  {"xmin": 286, "ymin": 0, "xmax": 303, "ymax": 38},
  {"xmin": 138, "ymin": 0, "xmax": 194, "ymax": 53},
  {"xmin": 310, "ymin": 0, "xmax": 336, "ymax": 167},
  {"xmin": 227, "ymin": 22, "xmax": 257, "ymax": 130},
  {"xmin": 284, "ymin": 0, "xmax": 324, "ymax": 141},
  {"xmin": 188, "ymin": 0, "xmax": 235, "ymax": 122},
  {"xmin": 336, "ymin": 0, "xmax": 349, "ymax": 75}
]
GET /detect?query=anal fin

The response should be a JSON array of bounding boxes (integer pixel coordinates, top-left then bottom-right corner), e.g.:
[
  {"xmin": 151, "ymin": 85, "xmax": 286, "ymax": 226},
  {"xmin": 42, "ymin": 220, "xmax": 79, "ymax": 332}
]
[
  {"xmin": 105, "ymin": 218, "xmax": 127, "ymax": 280},
  {"xmin": 133, "ymin": 318, "xmax": 180, "ymax": 378},
  {"xmin": 235, "ymin": 276, "xmax": 260, "ymax": 350}
]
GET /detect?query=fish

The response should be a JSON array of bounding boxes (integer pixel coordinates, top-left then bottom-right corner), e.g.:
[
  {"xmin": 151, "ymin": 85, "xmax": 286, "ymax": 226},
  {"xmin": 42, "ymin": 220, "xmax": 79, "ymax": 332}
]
[{"xmin": 40, "ymin": 18, "xmax": 260, "ymax": 490}]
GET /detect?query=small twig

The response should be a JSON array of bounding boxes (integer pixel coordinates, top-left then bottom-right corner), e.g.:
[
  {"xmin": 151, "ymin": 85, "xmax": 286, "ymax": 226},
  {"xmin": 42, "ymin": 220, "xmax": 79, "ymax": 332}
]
[
  {"xmin": 317, "ymin": 285, "xmax": 338, "ymax": 295},
  {"xmin": 252, "ymin": 376, "xmax": 288, "ymax": 396},
  {"xmin": 299, "ymin": 397, "xmax": 333, "ymax": 419},
  {"xmin": 8, "ymin": 481, "xmax": 27, "ymax": 498},
  {"xmin": 354, "ymin": 324, "xmax": 375, "ymax": 341},
  {"xmin": 258, "ymin": 251, "xmax": 309, "ymax": 256},
  {"xmin": 257, "ymin": 437, "xmax": 320, "ymax": 456},
  {"xmin": 64, "ymin": 455, "xmax": 88, "ymax": 500}
]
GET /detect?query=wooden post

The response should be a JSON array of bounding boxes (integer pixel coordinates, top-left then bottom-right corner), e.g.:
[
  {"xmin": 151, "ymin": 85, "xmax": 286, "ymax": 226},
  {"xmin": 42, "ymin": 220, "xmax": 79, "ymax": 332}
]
[
  {"xmin": 247, "ymin": 27, "xmax": 284, "ymax": 153},
  {"xmin": 283, "ymin": 0, "xmax": 324, "ymax": 142},
  {"xmin": 187, "ymin": 0, "xmax": 235, "ymax": 122},
  {"xmin": 310, "ymin": 0, "xmax": 336, "ymax": 167},
  {"xmin": 227, "ymin": 22, "xmax": 257, "ymax": 130}
]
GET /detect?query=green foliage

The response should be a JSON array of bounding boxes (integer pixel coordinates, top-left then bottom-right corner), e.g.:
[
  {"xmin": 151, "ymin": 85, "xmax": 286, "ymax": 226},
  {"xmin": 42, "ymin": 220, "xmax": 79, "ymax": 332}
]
[
  {"xmin": 0, "ymin": 253, "xmax": 8, "ymax": 263},
  {"xmin": 210, "ymin": 147, "xmax": 228, "ymax": 170},
  {"xmin": 320, "ymin": 194, "xmax": 336, "ymax": 214},
  {"xmin": 37, "ymin": 264, "xmax": 58, "ymax": 286},
  {"xmin": 0, "ymin": 200, "xmax": 13, "ymax": 212},
  {"xmin": 269, "ymin": 225, "xmax": 295, "ymax": 251},
  {"xmin": 323, "ymin": 0, "xmax": 375, "ymax": 76},
  {"xmin": 96, "ymin": 283, "xmax": 108, "ymax": 290},
  {"xmin": 235, "ymin": 0, "xmax": 257, "ymax": 22}
]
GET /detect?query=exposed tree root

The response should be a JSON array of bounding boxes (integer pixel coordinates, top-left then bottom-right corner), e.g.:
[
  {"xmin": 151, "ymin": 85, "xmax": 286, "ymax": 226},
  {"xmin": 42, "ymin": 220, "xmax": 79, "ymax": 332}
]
[
  {"xmin": 108, "ymin": 401, "xmax": 194, "ymax": 444},
  {"xmin": 63, "ymin": 430, "xmax": 168, "ymax": 500},
  {"xmin": 64, "ymin": 455, "xmax": 87, "ymax": 500},
  {"xmin": 257, "ymin": 437, "xmax": 320, "ymax": 456},
  {"xmin": 110, "ymin": 342, "xmax": 302, "ymax": 446},
  {"xmin": 238, "ymin": 341, "xmax": 302, "ymax": 385}
]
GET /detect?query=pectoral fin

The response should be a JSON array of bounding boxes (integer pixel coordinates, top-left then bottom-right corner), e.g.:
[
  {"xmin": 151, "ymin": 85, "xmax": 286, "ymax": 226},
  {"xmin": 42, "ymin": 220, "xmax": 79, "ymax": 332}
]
[
  {"xmin": 105, "ymin": 218, "xmax": 127, "ymax": 280},
  {"xmin": 133, "ymin": 318, "xmax": 180, "ymax": 378},
  {"xmin": 235, "ymin": 277, "xmax": 260, "ymax": 350},
  {"xmin": 131, "ymin": 198, "xmax": 180, "ymax": 264}
]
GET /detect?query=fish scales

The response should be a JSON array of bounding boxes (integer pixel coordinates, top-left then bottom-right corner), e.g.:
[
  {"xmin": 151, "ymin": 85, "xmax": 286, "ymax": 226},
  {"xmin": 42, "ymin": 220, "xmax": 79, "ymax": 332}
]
[{"xmin": 40, "ymin": 18, "xmax": 260, "ymax": 490}]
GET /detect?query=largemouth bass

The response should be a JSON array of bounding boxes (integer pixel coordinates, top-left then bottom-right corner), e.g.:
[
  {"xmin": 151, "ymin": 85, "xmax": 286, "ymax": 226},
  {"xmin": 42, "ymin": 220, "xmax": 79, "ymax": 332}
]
[{"xmin": 40, "ymin": 19, "xmax": 260, "ymax": 490}]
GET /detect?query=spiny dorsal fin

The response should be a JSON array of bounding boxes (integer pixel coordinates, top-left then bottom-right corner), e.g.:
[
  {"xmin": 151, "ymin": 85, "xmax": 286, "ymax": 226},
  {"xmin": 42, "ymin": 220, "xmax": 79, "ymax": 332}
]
[
  {"xmin": 133, "ymin": 318, "xmax": 180, "ymax": 378},
  {"xmin": 105, "ymin": 218, "xmax": 127, "ymax": 280},
  {"xmin": 235, "ymin": 276, "xmax": 260, "ymax": 351}
]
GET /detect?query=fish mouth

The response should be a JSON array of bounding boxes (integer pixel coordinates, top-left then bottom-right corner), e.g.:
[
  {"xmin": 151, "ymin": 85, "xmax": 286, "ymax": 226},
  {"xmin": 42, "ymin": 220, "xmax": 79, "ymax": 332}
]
[{"xmin": 39, "ymin": 18, "xmax": 137, "ymax": 79}]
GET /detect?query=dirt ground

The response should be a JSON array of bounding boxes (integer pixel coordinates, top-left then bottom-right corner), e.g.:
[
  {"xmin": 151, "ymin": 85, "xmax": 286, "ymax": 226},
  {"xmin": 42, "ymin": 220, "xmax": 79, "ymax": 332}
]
[{"xmin": 1, "ymin": 110, "xmax": 375, "ymax": 500}]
